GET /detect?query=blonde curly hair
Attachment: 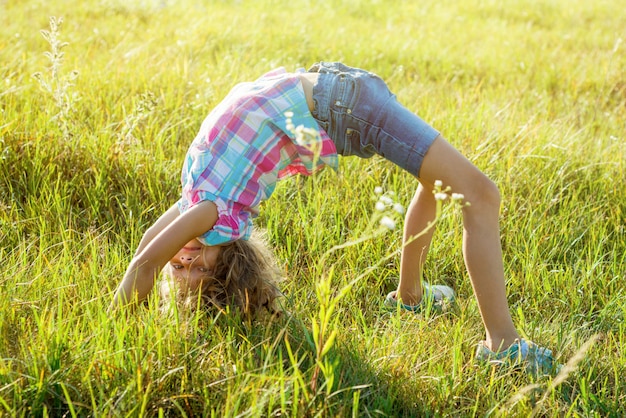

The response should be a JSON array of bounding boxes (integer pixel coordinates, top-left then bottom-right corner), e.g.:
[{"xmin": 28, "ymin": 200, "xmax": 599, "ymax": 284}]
[{"xmin": 160, "ymin": 231, "xmax": 283, "ymax": 315}]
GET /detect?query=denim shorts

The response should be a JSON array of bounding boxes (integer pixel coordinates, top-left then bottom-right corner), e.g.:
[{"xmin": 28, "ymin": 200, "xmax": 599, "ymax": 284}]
[{"xmin": 308, "ymin": 61, "xmax": 439, "ymax": 176}]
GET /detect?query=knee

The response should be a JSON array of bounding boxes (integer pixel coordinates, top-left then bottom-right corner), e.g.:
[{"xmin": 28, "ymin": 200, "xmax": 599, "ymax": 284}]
[
  {"xmin": 466, "ymin": 174, "xmax": 501, "ymax": 212},
  {"xmin": 482, "ymin": 176, "xmax": 501, "ymax": 207}
]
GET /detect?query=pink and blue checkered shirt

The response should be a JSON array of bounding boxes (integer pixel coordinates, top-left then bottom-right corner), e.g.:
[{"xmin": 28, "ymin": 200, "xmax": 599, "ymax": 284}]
[{"xmin": 178, "ymin": 68, "xmax": 338, "ymax": 245}]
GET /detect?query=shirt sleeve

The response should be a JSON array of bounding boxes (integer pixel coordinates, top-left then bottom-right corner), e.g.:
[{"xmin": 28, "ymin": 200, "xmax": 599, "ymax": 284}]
[{"xmin": 177, "ymin": 194, "xmax": 253, "ymax": 245}]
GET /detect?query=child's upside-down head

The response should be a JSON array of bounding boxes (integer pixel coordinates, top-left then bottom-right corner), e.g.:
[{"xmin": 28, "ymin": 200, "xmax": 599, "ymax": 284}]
[{"xmin": 160, "ymin": 231, "xmax": 283, "ymax": 315}]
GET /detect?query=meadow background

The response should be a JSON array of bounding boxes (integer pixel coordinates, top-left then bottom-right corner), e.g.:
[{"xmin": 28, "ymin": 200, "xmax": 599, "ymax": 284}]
[{"xmin": 1, "ymin": 0, "xmax": 624, "ymax": 416}]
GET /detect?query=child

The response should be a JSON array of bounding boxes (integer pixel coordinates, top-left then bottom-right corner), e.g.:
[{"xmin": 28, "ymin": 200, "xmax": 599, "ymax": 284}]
[{"xmin": 112, "ymin": 61, "xmax": 557, "ymax": 374}]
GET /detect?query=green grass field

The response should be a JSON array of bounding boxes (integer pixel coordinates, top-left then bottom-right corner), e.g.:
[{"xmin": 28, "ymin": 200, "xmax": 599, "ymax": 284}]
[{"xmin": 1, "ymin": 0, "xmax": 625, "ymax": 416}]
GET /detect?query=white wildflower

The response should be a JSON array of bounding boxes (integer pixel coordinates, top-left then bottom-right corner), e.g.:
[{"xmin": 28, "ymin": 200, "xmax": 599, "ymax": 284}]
[
  {"xmin": 374, "ymin": 186, "xmax": 383, "ymax": 195},
  {"xmin": 289, "ymin": 123, "xmax": 320, "ymax": 147},
  {"xmin": 380, "ymin": 216, "xmax": 396, "ymax": 230},
  {"xmin": 434, "ymin": 192, "xmax": 448, "ymax": 201},
  {"xmin": 375, "ymin": 201, "xmax": 386, "ymax": 212},
  {"xmin": 393, "ymin": 203, "xmax": 405, "ymax": 215},
  {"xmin": 434, "ymin": 180, "xmax": 443, "ymax": 188},
  {"xmin": 284, "ymin": 111, "xmax": 294, "ymax": 118},
  {"xmin": 379, "ymin": 195, "xmax": 393, "ymax": 204},
  {"xmin": 451, "ymin": 193, "xmax": 465, "ymax": 201}
]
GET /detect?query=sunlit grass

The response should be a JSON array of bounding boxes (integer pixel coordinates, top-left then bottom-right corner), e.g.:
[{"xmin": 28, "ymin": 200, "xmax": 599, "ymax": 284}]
[{"xmin": 1, "ymin": 0, "xmax": 624, "ymax": 415}]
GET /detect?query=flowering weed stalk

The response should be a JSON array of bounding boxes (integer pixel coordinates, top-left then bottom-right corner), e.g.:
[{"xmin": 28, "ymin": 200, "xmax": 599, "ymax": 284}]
[
  {"xmin": 114, "ymin": 91, "xmax": 159, "ymax": 154},
  {"xmin": 118, "ymin": 92, "xmax": 158, "ymax": 144},
  {"xmin": 32, "ymin": 16, "xmax": 79, "ymax": 140}
]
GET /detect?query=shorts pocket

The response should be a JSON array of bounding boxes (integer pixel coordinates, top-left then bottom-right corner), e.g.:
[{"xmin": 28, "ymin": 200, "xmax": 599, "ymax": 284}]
[{"xmin": 345, "ymin": 128, "xmax": 375, "ymax": 158}]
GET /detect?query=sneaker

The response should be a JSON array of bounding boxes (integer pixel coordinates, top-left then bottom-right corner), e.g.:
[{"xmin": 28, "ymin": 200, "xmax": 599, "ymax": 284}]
[
  {"xmin": 385, "ymin": 282, "xmax": 455, "ymax": 314},
  {"xmin": 475, "ymin": 339, "xmax": 560, "ymax": 376}
]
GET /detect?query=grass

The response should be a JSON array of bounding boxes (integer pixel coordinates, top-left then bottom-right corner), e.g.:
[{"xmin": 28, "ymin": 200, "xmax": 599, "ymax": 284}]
[{"xmin": 1, "ymin": 0, "xmax": 625, "ymax": 416}]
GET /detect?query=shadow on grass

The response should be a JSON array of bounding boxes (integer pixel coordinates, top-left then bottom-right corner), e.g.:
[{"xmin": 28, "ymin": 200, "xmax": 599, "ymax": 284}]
[{"xmin": 183, "ymin": 309, "xmax": 441, "ymax": 417}]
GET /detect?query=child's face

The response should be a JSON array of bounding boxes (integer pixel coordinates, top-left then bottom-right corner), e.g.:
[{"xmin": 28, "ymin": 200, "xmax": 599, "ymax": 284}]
[{"xmin": 168, "ymin": 239, "xmax": 221, "ymax": 292}]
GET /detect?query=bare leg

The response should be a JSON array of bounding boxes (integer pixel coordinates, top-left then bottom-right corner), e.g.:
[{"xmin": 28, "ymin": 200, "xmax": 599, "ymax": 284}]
[
  {"xmin": 397, "ymin": 182, "xmax": 437, "ymax": 304},
  {"xmin": 399, "ymin": 135, "xmax": 519, "ymax": 352}
]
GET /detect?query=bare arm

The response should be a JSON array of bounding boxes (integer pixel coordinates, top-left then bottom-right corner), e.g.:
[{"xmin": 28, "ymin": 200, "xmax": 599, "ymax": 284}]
[
  {"xmin": 111, "ymin": 200, "xmax": 219, "ymax": 309},
  {"xmin": 133, "ymin": 203, "xmax": 181, "ymax": 257}
]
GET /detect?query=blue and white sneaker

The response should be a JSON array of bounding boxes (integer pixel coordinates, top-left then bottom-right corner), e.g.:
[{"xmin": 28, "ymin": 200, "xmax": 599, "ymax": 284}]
[
  {"xmin": 385, "ymin": 282, "xmax": 455, "ymax": 314},
  {"xmin": 475, "ymin": 339, "xmax": 561, "ymax": 376}
]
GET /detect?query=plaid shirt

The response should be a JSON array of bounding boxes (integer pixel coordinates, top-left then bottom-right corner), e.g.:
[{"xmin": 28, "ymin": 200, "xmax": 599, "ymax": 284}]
[{"xmin": 178, "ymin": 68, "xmax": 338, "ymax": 245}]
